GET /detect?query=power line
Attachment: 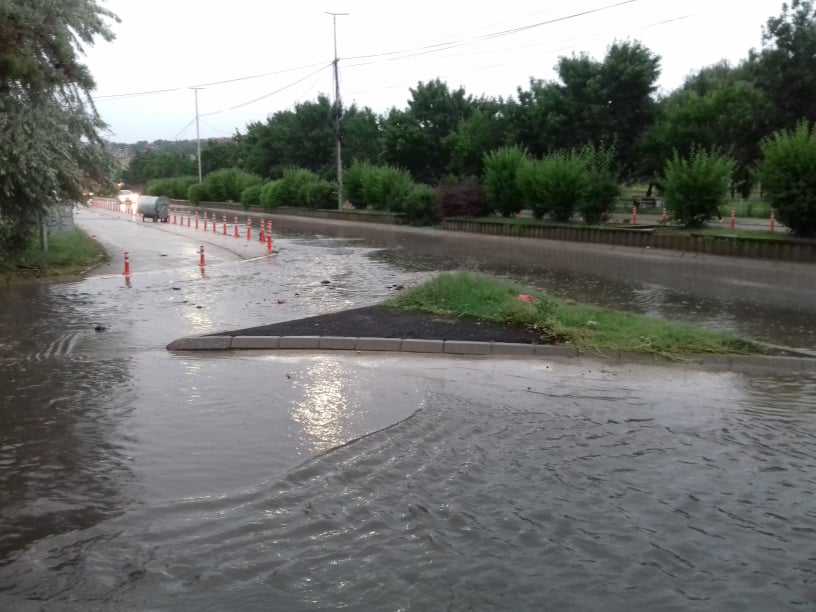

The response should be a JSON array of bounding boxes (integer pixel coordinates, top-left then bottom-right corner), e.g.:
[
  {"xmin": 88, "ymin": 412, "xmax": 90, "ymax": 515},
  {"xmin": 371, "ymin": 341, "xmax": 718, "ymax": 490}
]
[
  {"xmin": 173, "ymin": 117, "xmax": 196, "ymax": 140},
  {"xmin": 93, "ymin": 1, "xmax": 640, "ymax": 103},
  {"xmin": 341, "ymin": 0, "xmax": 641, "ymax": 64},
  {"xmin": 93, "ymin": 60, "xmax": 330, "ymax": 100},
  {"xmin": 200, "ymin": 62, "xmax": 333, "ymax": 117}
]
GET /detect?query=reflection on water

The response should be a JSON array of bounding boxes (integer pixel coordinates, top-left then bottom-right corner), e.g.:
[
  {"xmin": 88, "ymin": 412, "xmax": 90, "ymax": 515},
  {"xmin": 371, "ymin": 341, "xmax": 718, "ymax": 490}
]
[{"xmin": 291, "ymin": 360, "xmax": 351, "ymax": 454}]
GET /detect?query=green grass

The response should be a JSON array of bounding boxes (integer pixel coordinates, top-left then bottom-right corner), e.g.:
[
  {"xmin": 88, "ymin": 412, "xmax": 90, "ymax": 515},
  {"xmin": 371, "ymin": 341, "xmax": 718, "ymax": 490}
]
[
  {"xmin": 1, "ymin": 229, "xmax": 108, "ymax": 281},
  {"xmin": 717, "ymin": 199, "xmax": 771, "ymax": 219},
  {"xmin": 388, "ymin": 272, "xmax": 760, "ymax": 357}
]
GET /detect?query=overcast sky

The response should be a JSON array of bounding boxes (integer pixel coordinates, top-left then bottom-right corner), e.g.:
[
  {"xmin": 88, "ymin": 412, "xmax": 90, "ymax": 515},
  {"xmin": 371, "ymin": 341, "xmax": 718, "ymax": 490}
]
[{"xmin": 86, "ymin": 0, "xmax": 784, "ymax": 143}]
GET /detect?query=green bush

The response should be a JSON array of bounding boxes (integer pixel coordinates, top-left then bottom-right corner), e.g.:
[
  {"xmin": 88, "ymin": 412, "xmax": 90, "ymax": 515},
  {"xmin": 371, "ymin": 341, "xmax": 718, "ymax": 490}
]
[
  {"xmin": 517, "ymin": 152, "xmax": 588, "ymax": 222},
  {"xmin": 187, "ymin": 183, "xmax": 208, "ymax": 204},
  {"xmin": 201, "ymin": 168, "xmax": 262, "ymax": 202},
  {"xmin": 759, "ymin": 122, "xmax": 816, "ymax": 237},
  {"xmin": 343, "ymin": 161, "xmax": 414, "ymax": 211},
  {"xmin": 483, "ymin": 146, "xmax": 527, "ymax": 217},
  {"xmin": 579, "ymin": 145, "xmax": 620, "ymax": 225},
  {"xmin": 302, "ymin": 179, "xmax": 338, "ymax": 209},
  {"xmin": 403, "ymin": 184, "xmax": 439, "ymax": 225},
  {"xmin": 276, "ymin": 168, "xmax": 321, "ymax": 207},
  {"xmin": 344, "ymin": 161, "xmax": 369, "ymax": 209},
  {"xmin": 146, "ymin": 176, "xmax": 197, "ymax": 199},
  {"xmin": 259, "ymin": 180, "xmax": 282, "ymax": 209},
  {"xmin": 663, "ymin": 150, "xmax": 735, "ymax": 228},
  {"xmin": 240, "ymin": 184, "xmax": 263, "ymax": 209}
]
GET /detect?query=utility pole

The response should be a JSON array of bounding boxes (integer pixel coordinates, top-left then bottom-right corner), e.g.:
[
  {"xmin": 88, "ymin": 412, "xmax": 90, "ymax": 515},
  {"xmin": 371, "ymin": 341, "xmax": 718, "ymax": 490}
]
[
  {"xmin": 192, "ymin": 87, "xmax": 203, "ymax": 183},
  {"xmin": 326, "ymin": 12, "xmax": 348, "ymax": 209}
]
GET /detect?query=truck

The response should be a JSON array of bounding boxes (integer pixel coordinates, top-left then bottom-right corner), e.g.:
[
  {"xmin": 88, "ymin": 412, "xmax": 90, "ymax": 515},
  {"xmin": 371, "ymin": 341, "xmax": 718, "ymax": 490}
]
[{"xmin": 137, "ymin": 195, "xmax": 170, "ymax": 223}]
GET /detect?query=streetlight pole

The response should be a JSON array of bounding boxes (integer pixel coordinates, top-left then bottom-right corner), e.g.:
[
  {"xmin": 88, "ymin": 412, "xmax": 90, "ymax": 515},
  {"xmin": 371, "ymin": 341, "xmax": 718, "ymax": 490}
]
[
  {"xmin": 326, "ymin": 12, "xmax": 348, "ymax": 209},
  {"xmin": 192, "ymin": 87, "xmax": 203, "ymax": 183}
]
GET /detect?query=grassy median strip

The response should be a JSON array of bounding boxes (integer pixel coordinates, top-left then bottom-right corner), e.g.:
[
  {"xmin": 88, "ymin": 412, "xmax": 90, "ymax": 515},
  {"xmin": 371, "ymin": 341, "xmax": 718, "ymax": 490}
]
[
  {"xmin": 388, "ymin": 272, "xmax": 760, "ymax": 357},
  {"xmin": 1, "ymin": 229, "xmax": 108, "ymax": 281}
]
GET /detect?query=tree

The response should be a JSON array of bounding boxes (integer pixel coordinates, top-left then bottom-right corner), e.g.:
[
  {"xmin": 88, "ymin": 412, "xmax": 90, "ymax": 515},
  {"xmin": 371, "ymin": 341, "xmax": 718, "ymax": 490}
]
[
  {"xmin": 759, "ymin": 122, "xmax": 816, "ymax": 237},
  {"xmin": 382, "ymin": 80, "xmax": 475, "ymax": 182},
  {"xmin": 510, "ymin": 42, "xmax": 660, "ymax": 178},
  {"xmin": 594, "ymin": 42, "xmax": 661, "ymax": 177},
  {"xmin": 749, "ymin": 0, "xmax": 816, "ymax": 129},
  {"xmin": 202, "ymin": 139, "xmax": 240, "ymax": 175},
  {"xmin": 237, "ymin": 96, "xmax": 382, "ymax": 179},
  {"xmin": 0, "ymin": 0, "xmax": 116, "ymax": 255},
  {"xmin": 448, "ymin": 104, "xmax": 511, "ymax": 177},
  {"xmin": 663, "ymin": 150, "xmax": 735, "ymax": 228},
  {"xmin": 642, "ymin": 82, "xmax": 772, "ymax": 196},
  {"xmin": 124, "ymin": 150, "xmax": 196, "ymax": 185}
]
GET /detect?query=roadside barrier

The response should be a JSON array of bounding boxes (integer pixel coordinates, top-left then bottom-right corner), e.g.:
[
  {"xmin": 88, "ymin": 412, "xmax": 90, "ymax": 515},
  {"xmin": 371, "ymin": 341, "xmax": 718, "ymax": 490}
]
[
  {"xmin": 246, "ymin": 219, "xmax": 252, "ymax": 241},
  {"xmin": 233, "ymin": 217, "xmax": 239, "ymax": 238},
  {"xmin": 199, "ymin": 245, "xmax": 205, "ymax": 268},
  {"xmin": 195, "ymin": 212, "xmax": 199, "ymax": 230},
  {"xmin": 204, "ymin": 212, "xmax": 208, "ymax": 232},
  {"xmin": 731, "ymin": 208, "xmax": 737, "ymax": 231},
  {"xmin": 223, "ymin": 215, "xmax": 227, "ymax": 235},
  {"xmin": 267, "ymin": 234, "xmax": 273, "ymax": 253},
  {"xmin": 123, "ymin": 251, "xmax": 131, "ymax": 276},
  {"xmin": 212, "ymin": 218, "xmax": 217, "ymax": 234},
  {"xmin": 769, "ymin": 211, "xmax": 776, "ymax": 233},
  {"xmin": 631, "ymin": 206, "xmax": 638, "ymax": 226},
  {"xmin": 187, "ymin": 215, "xmax": 191, "ymax": 228},
  {"xmin": 259, "ymin": 222, "xmax": 266, "ymax": 243}
]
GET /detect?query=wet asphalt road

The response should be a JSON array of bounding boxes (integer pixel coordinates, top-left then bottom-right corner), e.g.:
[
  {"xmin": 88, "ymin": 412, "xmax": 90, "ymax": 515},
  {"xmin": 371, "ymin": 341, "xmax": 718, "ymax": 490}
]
[{"xmin": 0, "ymin": 209, "xmax": 815, "ymax": 610}]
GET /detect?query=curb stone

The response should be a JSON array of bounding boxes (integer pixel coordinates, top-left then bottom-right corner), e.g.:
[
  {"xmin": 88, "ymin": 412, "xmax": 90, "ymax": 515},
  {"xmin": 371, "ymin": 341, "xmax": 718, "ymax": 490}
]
[{"xmin": 165, "ymin": 334, "xmax": 816, "ymax": 375}]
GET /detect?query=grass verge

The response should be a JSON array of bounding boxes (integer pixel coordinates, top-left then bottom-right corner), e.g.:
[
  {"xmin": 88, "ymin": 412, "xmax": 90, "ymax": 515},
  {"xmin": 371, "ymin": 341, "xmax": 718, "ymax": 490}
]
[
  {"xmin": 388, "ymin": 272, "xmax": 760, "ymax": 358},
  {"xmin": 0, "ymin": 229, "xmax": 108, "ymax": 282}
]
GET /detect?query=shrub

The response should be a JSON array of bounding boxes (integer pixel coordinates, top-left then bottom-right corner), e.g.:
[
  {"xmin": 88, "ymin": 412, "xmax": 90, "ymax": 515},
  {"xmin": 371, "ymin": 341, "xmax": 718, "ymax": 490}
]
[
  {"xmin": 343, "ymin": 161, "xmax": 414, "ymax": 211},
  {"xmin": 240, "ymin": 184, "xmax": 263, "ymax": 209},
  {"xmin": 579, "ymin": 145, "xmax": 620, "ymax": 225},
  {"xmin": 187, "ymin": 183, "xmax": 208, "ymax": 204},
  {"xmin": 202, "ymin": 168, "xmax": 262, "ymax": 202},
  {"xmin": 759, "ymin": 122, "xmax": 816, "ymax": 237},
  {"xmin": 276, "ymin": 168, "xmax": 321, "ymax": 207},
  {"xmin": 259, "ymin": 180, "xmax": 282, "ymax": 209},
  {"xmin": 517, "ymin": 152, "xmax": 588, "ymax": 222},
  {"xmin": 403, "ymin": 184, "xmax": 439, "ymax": 225},
  {"xmin": 302, "ymin": 179, "xmax": 338, "ymax": 209},
  {"xmin": 436, "ymin": 177, "xmax": 488, "ymax": 218},
  {"xmin": 344, "ymin": 161, "xmax": 368, "ymax": 209},
  {"xmin": 146, "ymin": 176, "xmax": 197, "ymax": 199},
  {"xmin": 663, "ymin": 150, "xmax": 735, "ymax": 228},
  {"xmin": 483, "ymin": 146, "xmax": 527, "ymax": 217}
]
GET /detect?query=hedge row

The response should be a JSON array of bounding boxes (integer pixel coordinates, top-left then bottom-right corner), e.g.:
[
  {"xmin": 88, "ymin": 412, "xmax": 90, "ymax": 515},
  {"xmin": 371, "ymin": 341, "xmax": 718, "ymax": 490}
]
[
  {"xmin": 186, "ymin": 168, "xmax": 263, "ymax": 205},
  {"xmin": 483, "ymin": 145, "xmax": 620, "ymax": 224},
  {"xmin": 343, "ymin": 161, "xmax": 436, "ymax": 224},
  {"xmin": 145, "ymin": 176, "xmax": 197, "ymax": 199}
]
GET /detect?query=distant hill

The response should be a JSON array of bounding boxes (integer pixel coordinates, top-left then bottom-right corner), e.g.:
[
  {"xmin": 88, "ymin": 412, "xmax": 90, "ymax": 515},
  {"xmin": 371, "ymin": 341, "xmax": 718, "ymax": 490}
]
[{"xmin": 105, "ymin": 138, "xmax": 231, "ymax": 169}]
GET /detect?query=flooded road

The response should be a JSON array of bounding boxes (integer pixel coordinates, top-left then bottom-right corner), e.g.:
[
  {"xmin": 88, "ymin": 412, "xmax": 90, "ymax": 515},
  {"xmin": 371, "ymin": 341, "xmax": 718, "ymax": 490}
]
[{"xmin": 1, "ymin": 209, "xmax": 815, "ymax": 610}]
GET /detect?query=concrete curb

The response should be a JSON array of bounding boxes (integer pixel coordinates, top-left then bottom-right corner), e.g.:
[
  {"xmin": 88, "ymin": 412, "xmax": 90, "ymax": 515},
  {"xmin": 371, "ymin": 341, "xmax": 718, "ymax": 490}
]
[{"xmin": 166, "ymin": 335, "xmax": 816, "ymax": 374}]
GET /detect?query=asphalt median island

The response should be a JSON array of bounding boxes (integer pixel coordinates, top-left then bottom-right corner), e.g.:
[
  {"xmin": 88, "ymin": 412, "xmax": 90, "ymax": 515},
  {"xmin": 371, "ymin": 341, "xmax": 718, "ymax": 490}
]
[{"xmin": 165, "ymin": 273, "xmax": 816, "ymax": 373}]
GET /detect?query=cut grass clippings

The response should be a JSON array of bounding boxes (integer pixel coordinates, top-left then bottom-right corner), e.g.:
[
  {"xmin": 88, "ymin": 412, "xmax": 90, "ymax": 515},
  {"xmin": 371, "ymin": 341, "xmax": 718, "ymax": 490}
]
[
  {"xmin": 388, "ymin": 272, "xmax": 761, "ymax": 358},
  {"xmin": 0, "ymin": 229, "xmax": 108, "ymax": 282}
]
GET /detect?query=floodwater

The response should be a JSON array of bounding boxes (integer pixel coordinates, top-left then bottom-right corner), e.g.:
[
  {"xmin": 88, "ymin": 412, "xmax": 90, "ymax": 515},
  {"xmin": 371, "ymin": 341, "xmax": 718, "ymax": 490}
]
[
  {"xmin": 265, "ymin": 213, "xmax": 816, "ymax": 350},
  {"xmin": 0, "ymin": 210, "xmax": 815, "ymax": 610}
]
